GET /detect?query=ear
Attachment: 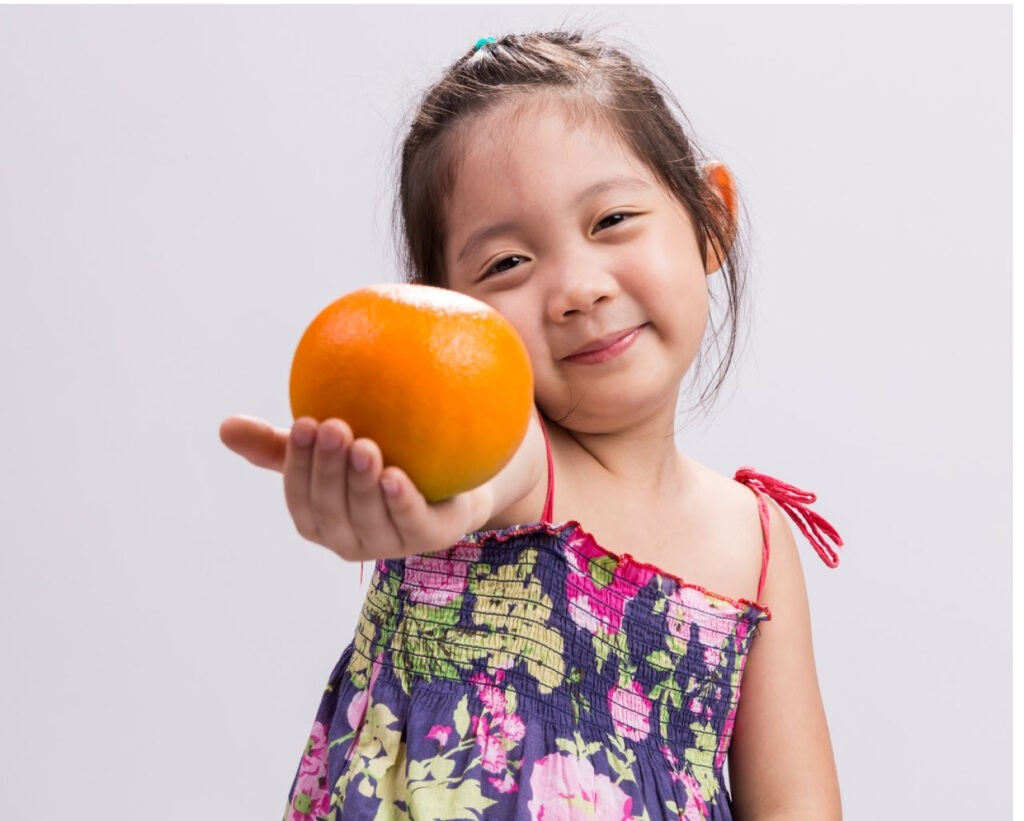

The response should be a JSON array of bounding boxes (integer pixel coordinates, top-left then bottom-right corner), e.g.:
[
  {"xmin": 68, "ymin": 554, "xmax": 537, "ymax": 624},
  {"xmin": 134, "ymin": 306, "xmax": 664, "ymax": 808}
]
[{"xmin": 702, "ymin": 162, "xmax": 738, "ymax": 276}]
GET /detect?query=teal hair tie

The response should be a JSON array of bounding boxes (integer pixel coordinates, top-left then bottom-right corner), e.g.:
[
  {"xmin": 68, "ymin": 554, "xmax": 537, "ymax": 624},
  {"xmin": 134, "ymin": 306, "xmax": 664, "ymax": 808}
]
[{"xmin": 473, "ymin": 36, "xmax": 497, "ymax": 52}]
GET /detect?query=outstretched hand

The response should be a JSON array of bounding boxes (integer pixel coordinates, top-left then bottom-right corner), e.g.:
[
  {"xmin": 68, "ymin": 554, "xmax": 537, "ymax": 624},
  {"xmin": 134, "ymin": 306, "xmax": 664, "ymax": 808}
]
[{"xmin": 219, "ymin": 415, "xmax": 493, "ymax": 561}]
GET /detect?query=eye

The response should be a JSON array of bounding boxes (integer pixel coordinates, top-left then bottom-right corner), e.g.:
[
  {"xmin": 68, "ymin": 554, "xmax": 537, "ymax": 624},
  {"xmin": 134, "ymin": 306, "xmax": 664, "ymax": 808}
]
[
  {"xmin": 486, "ymin": 255, "xmax": 526, "ymax": 276},
  {"xmin": 593, "ymin": 213, "xmax": 632, "ymax": 232}
]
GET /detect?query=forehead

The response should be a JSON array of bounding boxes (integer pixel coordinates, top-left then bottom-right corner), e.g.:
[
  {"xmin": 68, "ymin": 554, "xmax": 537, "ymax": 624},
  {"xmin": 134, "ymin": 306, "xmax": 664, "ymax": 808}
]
[{"xmin": 444, "ymin": 96, "xmax": 655, "ymax": 215}]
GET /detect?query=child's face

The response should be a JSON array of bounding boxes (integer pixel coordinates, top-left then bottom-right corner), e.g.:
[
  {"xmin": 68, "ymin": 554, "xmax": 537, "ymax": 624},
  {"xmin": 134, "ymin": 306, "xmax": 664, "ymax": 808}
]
[{"xmin": 442, "ymin": 98, "xmax": 711, "ymax": 433}]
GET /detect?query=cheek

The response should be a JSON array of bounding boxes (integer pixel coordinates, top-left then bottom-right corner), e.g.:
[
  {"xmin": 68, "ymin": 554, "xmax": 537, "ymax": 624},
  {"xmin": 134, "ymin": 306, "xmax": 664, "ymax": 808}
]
[{"xmin": 471, "ymin": 297, "xmax": 547, "ymax": 377}]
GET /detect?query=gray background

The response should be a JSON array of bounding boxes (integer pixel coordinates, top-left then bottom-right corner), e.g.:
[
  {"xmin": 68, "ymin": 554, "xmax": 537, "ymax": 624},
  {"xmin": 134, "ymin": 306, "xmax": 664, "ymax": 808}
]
[{"xmin": 0, "ymin": 5, "xmax": 1010, "ymax": 819}]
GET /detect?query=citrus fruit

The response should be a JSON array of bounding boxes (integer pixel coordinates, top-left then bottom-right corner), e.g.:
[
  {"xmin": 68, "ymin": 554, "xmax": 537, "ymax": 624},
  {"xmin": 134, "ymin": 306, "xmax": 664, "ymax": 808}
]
[{"xmin": 289, "ymin": 283, "xmax": 534, "ymax": 502}]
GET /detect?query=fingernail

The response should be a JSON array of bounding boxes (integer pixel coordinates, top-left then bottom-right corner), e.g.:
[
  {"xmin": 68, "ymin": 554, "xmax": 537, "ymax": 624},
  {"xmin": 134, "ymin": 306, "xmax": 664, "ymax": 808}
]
[
  {"xmin": 292, "ymin": 424, "xmax": 314, "ymax": 448},
  {"xmin": 350, "ymin": 449, "xmax": 371, "ymax": 472},
  {"xmin": 317, "ymin": 426, "xmax": 342, "ymax": 451},
  {"xmin": 381, "ymin": 477, "xmax": 399, "ymax": 497}
]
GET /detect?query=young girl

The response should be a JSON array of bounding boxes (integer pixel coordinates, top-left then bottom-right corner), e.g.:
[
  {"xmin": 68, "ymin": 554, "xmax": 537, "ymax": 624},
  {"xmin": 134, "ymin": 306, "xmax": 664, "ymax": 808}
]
[{"xmin": 222, "ymin": 30, "xmax": 843, "ymax": 821}]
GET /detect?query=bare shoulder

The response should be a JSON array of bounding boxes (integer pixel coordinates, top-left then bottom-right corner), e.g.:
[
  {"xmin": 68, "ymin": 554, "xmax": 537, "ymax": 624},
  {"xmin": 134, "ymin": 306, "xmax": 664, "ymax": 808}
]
[{"xmin": 683, "ymin": 458, "xmax": 770, "ymax": 602}]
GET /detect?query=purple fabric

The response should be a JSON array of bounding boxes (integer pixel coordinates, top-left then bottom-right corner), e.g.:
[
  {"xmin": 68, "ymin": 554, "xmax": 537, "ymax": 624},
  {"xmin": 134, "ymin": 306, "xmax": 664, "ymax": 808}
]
[{"xmin": 284, "ymin": 520, "xmax": 768, "ymax": 820}]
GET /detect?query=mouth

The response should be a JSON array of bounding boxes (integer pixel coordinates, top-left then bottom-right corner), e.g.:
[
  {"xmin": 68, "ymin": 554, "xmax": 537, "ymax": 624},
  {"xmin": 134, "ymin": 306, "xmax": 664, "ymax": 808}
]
[{"xmin": 563, "ymin": 324, "xmax": 647, "ymax": 365}]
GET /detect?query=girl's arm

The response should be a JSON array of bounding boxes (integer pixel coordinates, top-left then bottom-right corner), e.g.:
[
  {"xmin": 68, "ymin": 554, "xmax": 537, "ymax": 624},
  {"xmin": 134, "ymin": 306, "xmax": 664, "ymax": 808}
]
[
  {"xmin": 727, "ymin": 498, "xmax": 842, "ymax": 820},
  {"xmin": 219, "ymin": 410, "xmax": 547, "ymax": 561}
]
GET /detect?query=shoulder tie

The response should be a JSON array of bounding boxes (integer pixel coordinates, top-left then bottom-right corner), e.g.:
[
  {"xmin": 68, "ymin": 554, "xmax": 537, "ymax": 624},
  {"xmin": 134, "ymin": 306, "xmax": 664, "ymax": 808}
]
[{"xmin": 734, "ymin": 467, "xmax": 844, "ymax": 569}]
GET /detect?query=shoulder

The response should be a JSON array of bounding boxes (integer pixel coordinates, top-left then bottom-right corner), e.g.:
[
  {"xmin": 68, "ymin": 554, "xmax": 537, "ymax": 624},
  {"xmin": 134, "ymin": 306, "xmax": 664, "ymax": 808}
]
[
  {"xmin": 685, "ymin": 460, "xmax": 812, "ymax": 605},
  {"xmin": 684, "ymin": 458, "xmax": 772, "ymax": 601}
]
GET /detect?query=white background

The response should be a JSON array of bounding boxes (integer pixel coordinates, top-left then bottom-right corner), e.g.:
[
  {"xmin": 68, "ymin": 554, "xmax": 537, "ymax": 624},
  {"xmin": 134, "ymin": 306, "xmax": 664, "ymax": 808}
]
[{"xmin": 0, "ymin": 5, "xmax": 1010, "ymax": 818}]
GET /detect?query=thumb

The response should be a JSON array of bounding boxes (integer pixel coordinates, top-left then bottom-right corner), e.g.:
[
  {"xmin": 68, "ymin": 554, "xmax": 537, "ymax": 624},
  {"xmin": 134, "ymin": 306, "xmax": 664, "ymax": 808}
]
[{"xmin": 219, "ymin": 415, "xmax": 288, "ymax": 472}]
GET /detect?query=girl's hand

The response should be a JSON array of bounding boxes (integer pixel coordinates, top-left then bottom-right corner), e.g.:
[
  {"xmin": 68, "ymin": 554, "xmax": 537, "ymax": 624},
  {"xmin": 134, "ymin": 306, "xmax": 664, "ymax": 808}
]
[{"xmin": 219, "ymin": 415, "xmax": 495, "ymax": 561}]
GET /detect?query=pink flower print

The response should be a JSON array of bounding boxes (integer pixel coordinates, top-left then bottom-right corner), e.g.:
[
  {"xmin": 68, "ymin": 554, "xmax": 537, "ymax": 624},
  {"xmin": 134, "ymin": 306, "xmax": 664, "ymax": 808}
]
[
  {"xmin": 564, "ymin": 531, "xmax": 653, "ymax": 637},
  {"xmin": 401, "ymin": 544, "xmax": 481, "ymax": 606},
  {"xmin": 662, "ymin": 746, "xmax": 710, "ymax": 820},
  {"xmin": 298, "ymin": 721, "xmax": 328, "ymax": 777},
  {"xmin": 528, "ymin": 752, "xmax": 633, "ymax": 820},
  {"xmin": 660, "ymin": 745, "xmax": 679, "ymax": 770},
  {"xmin": 715, "ymin": 706, "xmax": 737, "ymax": 769},
  {"xmin": 479, "ymin": 729, "xmax": 508, "ymax": 774},
  {"xmin": 501, "ymin": 713, "xmax": 526, "ymax": 743},
  {"xmin": 345, "ymin": 650, "xmax": 385, "ymax": 730},
  {"xmin": 468, "ymin": 670, "xmax": 527, "ymax": 780},
  {"xmin": 679, "ymin": 771, "xmax": 710, "ymax": 821},
  {"xmin": 345, "ymin": 653, "xmax": 385, "ymax": 764},
  {"xmin": 566, "ymin": 592, "xmax": 606, "ymax": 635},
  {"xmin": 427, "ymin": 724, "xmax": 452, "ymax": 746},
  {"xmin": 608, "ymin": 680, "xmax": 652, "ymax": 742},
  {"xmin": 668, "ymin": 587, "xmax": 739, "ymax": 661},
  {"xmin": 289, "ymin": 770, "xmax": 330, "ymax": 821},
  {"xmin": 346, "ymin": 689, "xmax": 368, "ymax": 731},
  {"xmin": 470, "ymin": 671, "xmax": 508, "ymax": 715},
  {"xmin": 488, "ymin": 772, "xmax": 520, "ymax": 794},
  {"xmin": 473, "ymin": 713, "xmax": 507, "ymax": 774}
]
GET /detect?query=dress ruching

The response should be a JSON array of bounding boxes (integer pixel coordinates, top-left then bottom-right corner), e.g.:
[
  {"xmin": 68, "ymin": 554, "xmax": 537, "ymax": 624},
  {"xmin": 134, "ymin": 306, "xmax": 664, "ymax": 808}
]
[{"xmin": 285, "ymin": 520, "xmax": 770, "ymax": 821}]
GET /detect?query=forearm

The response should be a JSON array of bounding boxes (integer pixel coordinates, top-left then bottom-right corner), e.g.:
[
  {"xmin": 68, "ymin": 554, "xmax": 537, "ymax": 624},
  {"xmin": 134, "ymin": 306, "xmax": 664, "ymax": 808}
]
[
  {"xmin": 732, "ymin": 788, "xmax": 841, "ymax": 821},
  {"xmin": 734, "ymin": 798, "xmax": 841, "ymax": 821}
]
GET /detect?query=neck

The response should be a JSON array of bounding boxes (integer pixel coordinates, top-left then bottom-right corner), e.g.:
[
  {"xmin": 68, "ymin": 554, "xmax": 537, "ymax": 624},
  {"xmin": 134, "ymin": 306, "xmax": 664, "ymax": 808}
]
[{"xmin": 548, "ymin": 407, "xmax": 696, "ymax": 494}]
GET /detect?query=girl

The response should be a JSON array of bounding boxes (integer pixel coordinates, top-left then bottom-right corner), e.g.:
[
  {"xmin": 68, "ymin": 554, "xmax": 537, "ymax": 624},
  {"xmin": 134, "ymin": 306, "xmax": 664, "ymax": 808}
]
[{"xmin": 222, "ymin": 30, "xmax": 843, "ymax": 821}]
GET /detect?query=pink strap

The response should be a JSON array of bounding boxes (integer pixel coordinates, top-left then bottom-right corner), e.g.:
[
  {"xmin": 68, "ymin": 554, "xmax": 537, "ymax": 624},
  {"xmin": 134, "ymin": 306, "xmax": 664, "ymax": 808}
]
[
  {"xmin": 537, "ymin": 414, "xmax": 555, "ymax": 522},
  {"xmin": 734, "ymin": 467, "xmax": 843, "ymax": 598},
  {"xmin": 752, "ymin": 492, "xmax": 771, "ymax": 601}
]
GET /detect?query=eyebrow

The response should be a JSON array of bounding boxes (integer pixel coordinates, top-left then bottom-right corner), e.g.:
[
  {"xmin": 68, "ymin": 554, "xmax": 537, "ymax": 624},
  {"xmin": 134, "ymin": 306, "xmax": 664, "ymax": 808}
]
[
  {"xmin": 572, "ymin": 175, "xmax": 653, "ymax": 206},
  {"xmin": 457, "ymin": 221, "xmax": 518, "ymax": 264},
  {"xmin": 455, "ymin": 175, "xmax": 653, "ymax": 263}
]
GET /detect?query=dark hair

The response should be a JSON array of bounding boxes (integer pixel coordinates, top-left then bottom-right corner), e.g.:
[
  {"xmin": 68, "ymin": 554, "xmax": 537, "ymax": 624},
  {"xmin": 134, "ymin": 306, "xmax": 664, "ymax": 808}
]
[{"xmin": 396, "ymin": 30, "xmax": 747, "ymax": 411}]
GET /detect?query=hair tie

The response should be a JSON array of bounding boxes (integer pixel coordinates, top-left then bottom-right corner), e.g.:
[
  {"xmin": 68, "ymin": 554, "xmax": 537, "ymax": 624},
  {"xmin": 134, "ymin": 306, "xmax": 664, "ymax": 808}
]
[{"xmin": 473, "ymin": 36, "xmax": 497, "ymax": 52}]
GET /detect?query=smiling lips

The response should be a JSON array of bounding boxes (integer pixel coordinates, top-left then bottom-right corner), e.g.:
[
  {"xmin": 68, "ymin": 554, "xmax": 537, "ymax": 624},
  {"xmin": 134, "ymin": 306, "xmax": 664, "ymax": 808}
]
[{"xmin": 563, "ymin": 324, "xmax": 647, "ymax": 364}]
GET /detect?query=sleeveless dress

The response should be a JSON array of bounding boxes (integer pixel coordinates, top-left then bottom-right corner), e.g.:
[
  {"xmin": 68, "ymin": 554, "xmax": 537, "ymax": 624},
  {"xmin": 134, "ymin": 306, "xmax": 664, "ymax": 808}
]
[{"xmin": 284, "ymin": 435, "xmax": 842, "ymax": 821}]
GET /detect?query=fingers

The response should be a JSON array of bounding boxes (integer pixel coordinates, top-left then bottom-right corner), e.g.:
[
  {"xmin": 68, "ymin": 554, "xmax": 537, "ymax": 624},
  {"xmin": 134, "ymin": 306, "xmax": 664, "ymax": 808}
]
[
  {"xmin": 378, "ymin": 465, "xmax": 434, "ymax": 554},
  {"xmin": 280, "ymin": 418, "xmax": 468, "ymax": 562},
  {"xmin": 283, "ymin": 417, "xmax": 322, "ymax": 542},
  {"xmin": 284, "ymin": 420, "xmax": 404, "ymax": 559},
  {"xmin": 307, "ymin": 419, "xmax": 359, "ymax": 550},
  {"xmin": 345, "ymin": 438, "xmax": 403, "ymax": 557},
  {"xmin": 219, "ymin": 415, "xmax": 288, "ymax": 471}
]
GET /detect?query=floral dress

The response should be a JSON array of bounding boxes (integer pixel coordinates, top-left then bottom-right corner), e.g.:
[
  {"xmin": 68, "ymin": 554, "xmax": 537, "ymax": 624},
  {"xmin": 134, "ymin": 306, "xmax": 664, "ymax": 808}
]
[{"xmin": 285, "ymin": 463, "xmax": 841, "ymax": 821}]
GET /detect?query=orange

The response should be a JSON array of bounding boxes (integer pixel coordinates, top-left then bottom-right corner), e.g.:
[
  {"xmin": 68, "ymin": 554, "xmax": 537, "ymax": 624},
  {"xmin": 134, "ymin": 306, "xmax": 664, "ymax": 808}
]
[{"xmin": 289, "ymin": 283, "xmax": 534, "ymax": 502}]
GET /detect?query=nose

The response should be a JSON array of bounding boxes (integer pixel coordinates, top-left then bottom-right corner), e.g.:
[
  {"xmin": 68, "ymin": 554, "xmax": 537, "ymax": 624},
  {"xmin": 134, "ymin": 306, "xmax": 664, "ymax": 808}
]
[{"xmin": 545, "ymin": 258, "xmax": 620, "ymax": 322}]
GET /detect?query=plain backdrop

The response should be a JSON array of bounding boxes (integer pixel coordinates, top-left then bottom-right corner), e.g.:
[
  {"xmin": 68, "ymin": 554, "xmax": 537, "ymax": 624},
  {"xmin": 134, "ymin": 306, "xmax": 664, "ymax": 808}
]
[{"xmin": 0, "ymin": 5, "xmax": 1010, "ymax": 819}]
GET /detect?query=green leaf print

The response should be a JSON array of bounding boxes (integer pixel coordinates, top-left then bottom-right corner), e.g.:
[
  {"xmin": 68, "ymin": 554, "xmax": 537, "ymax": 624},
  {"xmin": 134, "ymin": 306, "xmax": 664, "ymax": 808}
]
[
  {"xmin": 555, "ymin": 730, "xmax": 603, "ymax": 760},
  {"xmin": 351, "ymin": 570, "xmax": 403, "ymax": 689},
  {"xmin": 371, "ymin": 801, "xmax": 409, "ymax": 821},
  {"xmin": 335, "ymin": 701, "xmax": 405, "ymax": 808},
  {"xmin": 589, "ymin": 554, "xmax": 617, "ymax": 588},
  {"xmin": 469, "ymin": 553, "xmax": 566, "ymax": 693},
  {"xmin": 659, "ymin": 702, "xmax": 671, "ymax": 745},
  {"xmin": 388, "ymin": 601, "xmax": 473, "ymax": 689},
  {"xmin": 406, "ymin": 759, "xmax": 429, "ymax": 782},
  {"xmin": 427, "ymin": 755, "xmax": 457, "ymax": 782},
  {"xmin": 454, "ymin": 694, "xmax": 471, "ymax": 737},
  {"xmin": 594, "ymin": 631, "xmax": 612, "ymax": 673},
  {"xmin": 605, "ymin": 738, "xmax": 639, "ymax": 786},
  {"xmin": 684, "ymin": 719, "xmax": 721, "ymax": 803},
  {"xmin": 407, "ymin": 779, "xmax": 496, "ymax": 820},
  {"xmin": 645, "ymin": 649, "xmax": 674, "ymax": 672}
]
